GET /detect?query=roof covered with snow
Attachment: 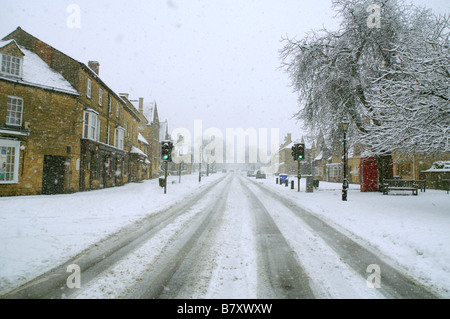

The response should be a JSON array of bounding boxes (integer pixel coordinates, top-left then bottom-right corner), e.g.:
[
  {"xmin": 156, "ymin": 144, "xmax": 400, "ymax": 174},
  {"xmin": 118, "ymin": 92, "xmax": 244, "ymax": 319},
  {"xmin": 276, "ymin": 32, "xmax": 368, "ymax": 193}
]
[
  {"xmin": 129, "ymin": 99, "xmax": 157, "ymax": 125},
  {"xmin": 0, "ymin": 40, "xmax": 79, "ymax": 95},
  {"xmin": 0, "ymin": 39, "xmax": 15, "ymax": 49},
  {"xmin": 130, "ymin": 146, "xmax": 147, "ymax": 157},
  {"xmin": 159, "ymin": 120, "xmax": 168, "ymax": 141},
  {"xmin": 138, "ymin": 133, "xmax": 149, "ymax": 145}
]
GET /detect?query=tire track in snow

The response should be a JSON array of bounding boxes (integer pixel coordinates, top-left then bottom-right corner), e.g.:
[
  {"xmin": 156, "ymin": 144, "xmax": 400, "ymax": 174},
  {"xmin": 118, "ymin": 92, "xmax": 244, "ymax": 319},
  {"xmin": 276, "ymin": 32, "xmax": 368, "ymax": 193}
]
[
  {"xmin": 135, "ymin": 174, "xmax": 234, "ymax": 298},
  {"xmin": 245, "ymin": 177, "xmax": 438, "ymax": 299},
  {"xmin": 238, "ymin": 178, "xmax": 315, "ymax": 298},
  {"xmin": 2, "ymin": 175, "xmax": 228, "ymax": 299},
  {"xmin": 200, "ymin": 176, "xmax": 258, "ymax": 299},
  {"xmin": 242, "ymin": 177, "xmax": 384, "ymax": 298}
]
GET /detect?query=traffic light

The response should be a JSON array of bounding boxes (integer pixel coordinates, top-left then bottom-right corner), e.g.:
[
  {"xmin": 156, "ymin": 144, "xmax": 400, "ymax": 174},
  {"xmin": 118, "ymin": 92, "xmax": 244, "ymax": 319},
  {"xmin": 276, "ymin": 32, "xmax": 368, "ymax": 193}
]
[
  {"xmin": 161, "ymin": 141, "xmax": 173, "ymax": 161},
  {"xmin": 292, "ymin": 143, "xmax": 305, "ymax": 161},
  {"xmin": 297, "ymin": 143, "xmax": 305, "ymax": 160}
]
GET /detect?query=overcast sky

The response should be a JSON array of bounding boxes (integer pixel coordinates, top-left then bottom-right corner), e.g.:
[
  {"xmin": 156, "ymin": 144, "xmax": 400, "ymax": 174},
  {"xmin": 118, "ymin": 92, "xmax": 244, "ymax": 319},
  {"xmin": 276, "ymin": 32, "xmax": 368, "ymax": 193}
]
[{"xmin": 1, "ymin": 0, "xmax": 449, "ymax": 145}]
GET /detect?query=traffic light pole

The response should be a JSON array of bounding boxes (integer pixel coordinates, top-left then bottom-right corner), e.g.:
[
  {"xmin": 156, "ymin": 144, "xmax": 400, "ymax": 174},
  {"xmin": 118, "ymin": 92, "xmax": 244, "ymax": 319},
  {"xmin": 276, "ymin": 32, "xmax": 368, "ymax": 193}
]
[
  {"xmin": 292, "ymin": 143, "xmax": 304, "ymax": 192},
  {"xmin": 160, "ymin": 140, "xmax": 174, "ymax": 194},
  {"xmin": 164, "ymin": 160, "xmax": 168, "ymax": 194}
]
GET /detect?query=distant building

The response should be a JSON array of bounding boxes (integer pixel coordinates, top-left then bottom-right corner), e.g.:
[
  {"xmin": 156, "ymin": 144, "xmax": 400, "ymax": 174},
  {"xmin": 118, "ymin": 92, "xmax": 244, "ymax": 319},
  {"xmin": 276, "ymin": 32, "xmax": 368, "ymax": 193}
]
[
  {"xmin": 279, "ymin": 130, "xmax": 450, "ymax": 191},
  {"xmin": 129, "ymin": 98, "xmax": 162, "ymax": 179}
]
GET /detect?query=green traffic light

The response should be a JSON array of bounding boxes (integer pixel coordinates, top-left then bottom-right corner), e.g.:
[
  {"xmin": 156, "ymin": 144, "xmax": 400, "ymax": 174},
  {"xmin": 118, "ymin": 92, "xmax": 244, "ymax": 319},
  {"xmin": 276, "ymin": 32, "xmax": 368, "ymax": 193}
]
[
  {"xmin": 163, "ymin": 155, "xmax": 169, "ymax": 160},
  {"xmin": 298, "ymin": 155, "xmax": 303, "ymax": 159}
]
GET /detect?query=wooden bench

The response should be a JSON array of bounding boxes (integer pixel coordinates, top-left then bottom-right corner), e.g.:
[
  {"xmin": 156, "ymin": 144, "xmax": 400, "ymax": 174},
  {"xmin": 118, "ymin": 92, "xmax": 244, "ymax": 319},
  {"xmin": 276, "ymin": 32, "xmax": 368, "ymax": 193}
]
[
  {"xmin": 382, "ymin": 179, "xmax": 419, "ymax": 196},
  {"xmin": 415, "ymin": 180, "xmax": 426, "ymax": 192}
]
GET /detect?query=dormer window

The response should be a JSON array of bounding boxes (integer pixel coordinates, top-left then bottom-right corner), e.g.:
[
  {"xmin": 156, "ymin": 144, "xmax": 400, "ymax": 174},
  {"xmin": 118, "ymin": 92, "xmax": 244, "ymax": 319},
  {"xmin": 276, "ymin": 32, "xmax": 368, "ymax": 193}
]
[{"xmin": 1, "ymin": 54, "xmax": 22, "ymax": 77}]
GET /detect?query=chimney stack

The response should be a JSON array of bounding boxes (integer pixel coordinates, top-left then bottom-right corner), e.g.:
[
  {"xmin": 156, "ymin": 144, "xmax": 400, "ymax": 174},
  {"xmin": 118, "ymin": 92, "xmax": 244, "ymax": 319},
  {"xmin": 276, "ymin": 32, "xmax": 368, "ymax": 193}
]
[
  {"xmin": 139, "ymin": 98, "xmax": 144, "ymax": 115},
  {"xmin": 88, "ymin": 61, "xmax": 100, "ymax": 75},
  {"xmin": 286, "ymin": 133, "xmax": 292, "ymax": 144}
]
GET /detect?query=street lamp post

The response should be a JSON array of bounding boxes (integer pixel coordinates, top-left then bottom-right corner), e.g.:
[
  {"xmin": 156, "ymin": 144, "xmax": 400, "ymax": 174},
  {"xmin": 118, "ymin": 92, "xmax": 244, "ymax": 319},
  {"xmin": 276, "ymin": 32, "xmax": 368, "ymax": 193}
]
[
  {"xmin": 199, "ymin": 146, "xmax": 202, "ymax": 183},
  {"xmin": 341, "ymin": 119, "xmax": 349, "ymax": 201}
]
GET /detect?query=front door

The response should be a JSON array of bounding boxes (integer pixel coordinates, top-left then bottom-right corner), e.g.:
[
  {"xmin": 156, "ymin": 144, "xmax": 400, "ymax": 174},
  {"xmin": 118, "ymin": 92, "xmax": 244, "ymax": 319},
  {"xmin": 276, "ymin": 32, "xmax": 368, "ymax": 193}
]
[{"xmin": 42, "ymin": 155, "xmax": 66, "ymax": 195}]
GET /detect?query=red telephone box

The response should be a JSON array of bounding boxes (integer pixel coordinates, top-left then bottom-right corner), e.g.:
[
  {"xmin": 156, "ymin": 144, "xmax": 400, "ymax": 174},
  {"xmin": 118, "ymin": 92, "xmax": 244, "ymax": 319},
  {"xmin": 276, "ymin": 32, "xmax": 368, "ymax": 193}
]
[{"xmin": 360, "ymin": 157, "xmax": 378, "ymax": 192}]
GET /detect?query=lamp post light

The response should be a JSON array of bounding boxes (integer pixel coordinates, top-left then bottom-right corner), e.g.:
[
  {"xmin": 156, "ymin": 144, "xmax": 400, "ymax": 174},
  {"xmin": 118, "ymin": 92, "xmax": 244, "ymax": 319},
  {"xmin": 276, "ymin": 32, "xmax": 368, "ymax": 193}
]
[{"xmin": 341, "ymin": 118, "xmax": 350, "ymax": 201}]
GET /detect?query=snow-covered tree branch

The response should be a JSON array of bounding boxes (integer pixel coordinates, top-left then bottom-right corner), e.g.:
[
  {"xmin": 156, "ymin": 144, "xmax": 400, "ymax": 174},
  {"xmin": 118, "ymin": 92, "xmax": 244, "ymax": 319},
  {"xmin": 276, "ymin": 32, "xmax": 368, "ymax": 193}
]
[{"xmin": 280, "ymin": 0, "xmax": 449, "ymax": 156}]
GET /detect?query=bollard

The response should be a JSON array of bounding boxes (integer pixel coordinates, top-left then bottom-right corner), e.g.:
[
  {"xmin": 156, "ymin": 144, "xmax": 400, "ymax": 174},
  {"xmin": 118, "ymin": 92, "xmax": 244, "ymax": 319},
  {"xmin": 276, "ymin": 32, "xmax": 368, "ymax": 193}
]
[
  {"xmin": 291, "ymin": 180, "xmax": 294, "ymax": 189},
  {"xmin": 306, "ymin": 175, "xmax": 314, "ymax": 193},
  {"xmin": 276, "ymin": 177, "xmax": 278, "ymax": 184},
  {"xmin": 285, "ymin": 179, "xmax": 288, "ymax": 187}
]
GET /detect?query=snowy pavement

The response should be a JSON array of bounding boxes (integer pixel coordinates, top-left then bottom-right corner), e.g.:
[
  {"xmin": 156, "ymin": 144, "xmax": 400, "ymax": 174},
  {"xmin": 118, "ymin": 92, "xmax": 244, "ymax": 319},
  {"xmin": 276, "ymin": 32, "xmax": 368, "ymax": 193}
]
[
  {"xmin": 0, "ymin": 172, "xmax": 449, "ymax": 298},
  {"xmin": 0, "ymin": 173, "xmax": 224, "ymax": 296},
  {"xmin": 254, "ymin": 175, "xmax": 450, "ymax": 298}
]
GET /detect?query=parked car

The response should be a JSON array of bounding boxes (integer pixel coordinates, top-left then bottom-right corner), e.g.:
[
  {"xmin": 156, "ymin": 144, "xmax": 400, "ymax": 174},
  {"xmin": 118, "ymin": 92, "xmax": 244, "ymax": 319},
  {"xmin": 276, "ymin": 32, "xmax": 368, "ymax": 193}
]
[
  {"xmin": 256, "ymin": 170, "xmax": 266, "ymax": 179},
  {"xmin": 247, "ymin": 170, "xmax": 256, "ymax": 177}
]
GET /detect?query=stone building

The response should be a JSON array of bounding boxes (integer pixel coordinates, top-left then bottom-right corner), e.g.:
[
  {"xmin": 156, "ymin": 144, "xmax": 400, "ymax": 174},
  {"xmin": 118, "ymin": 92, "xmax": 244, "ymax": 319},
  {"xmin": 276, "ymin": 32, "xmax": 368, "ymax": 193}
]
[
  {"xmin": 1, "ymin": 27, "xmax": 146, "ymax": 195},
  {"xmin": 130, "ymin": 97, "xmax": 162, "ymax": 179},
  {"xmin": 281, "ymin": 129, "xmax": 450, "ymax": 191},
  {"xmin": 0, "ymin": 39, "xmax": 81, "ymax": 195}
]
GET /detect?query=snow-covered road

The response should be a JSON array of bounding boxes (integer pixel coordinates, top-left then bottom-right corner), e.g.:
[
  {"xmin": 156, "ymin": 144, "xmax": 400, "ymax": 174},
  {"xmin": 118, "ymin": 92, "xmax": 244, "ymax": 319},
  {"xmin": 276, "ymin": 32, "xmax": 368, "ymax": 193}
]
[{"xmin": 1, "ymin": 172, "xmax": 442, "ymax": 299}]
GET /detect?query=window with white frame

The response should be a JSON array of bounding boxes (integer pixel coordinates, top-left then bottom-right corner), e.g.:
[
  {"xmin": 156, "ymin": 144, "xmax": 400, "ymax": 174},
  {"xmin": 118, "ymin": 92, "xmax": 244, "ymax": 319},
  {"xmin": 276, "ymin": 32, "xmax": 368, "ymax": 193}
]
[
  {"xmin": 115, "ymin": 127, "xmax": 125, "ymax": 150},
  {"xmin": 1, "ymin": 54, "xmax": 22, "ymax": 77},
  {"xmin": 87, "ymin": 79, "xmax": 92, "ymax": 98},
  {"xmin": 83, "ymin": 110, "xmax": 99, "ymax": 141},
  {"xmin": 328, "ymin": 165, "xmax": 342, "ymax": 178},
  {"xmin": 0, "ymin": 139, "xmax": 20, "ymax": 184},
  {"xmin": 108, "ymin": 95, "xmax": 112, "ymax": 113},
  {"xmin": 99, "ymin": 88, "xmax": 103, "ymax": 106},
  {"xmin": 314, "ymin": 166, "xmax": 323, "ymax": 177},
  {"xmin": 351, "ymin": 165, "xmax": 360, "ymax": 176},
  {"xmin": 6, "ymin": 96, "xmax": 23, "ymax": 126},
  {"xmin": 107, "ymin": 124, "xmax": 110, "ymax": 145},
  {"xmin": 116, "ymin": 103, "xmax": 120, "ymax": 119},
  {"xmin": 97, "ymin": 118, "xmax": 101, "ymax": 142}
]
